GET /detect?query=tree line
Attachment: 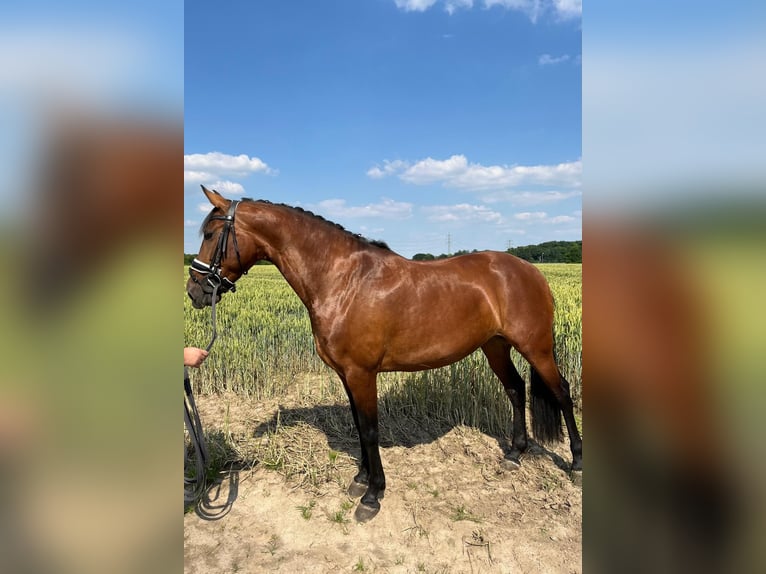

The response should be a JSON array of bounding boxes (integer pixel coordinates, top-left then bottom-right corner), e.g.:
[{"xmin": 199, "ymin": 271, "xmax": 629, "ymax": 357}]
[{"xmin": 412, "ymin": 240, "xmax": 581, "ymax": 263}]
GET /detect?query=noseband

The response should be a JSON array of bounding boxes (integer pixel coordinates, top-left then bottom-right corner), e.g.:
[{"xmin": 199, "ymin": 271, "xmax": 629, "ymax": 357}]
[{"xmin": 189, "ymin": 200, "xmax": 246, "ymax": 294}]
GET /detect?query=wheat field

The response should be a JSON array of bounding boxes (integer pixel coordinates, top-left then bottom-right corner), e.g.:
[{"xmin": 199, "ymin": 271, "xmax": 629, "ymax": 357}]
[{"xmin": 184, "ymin": 263, "xmax": 582, "ymax": 437}]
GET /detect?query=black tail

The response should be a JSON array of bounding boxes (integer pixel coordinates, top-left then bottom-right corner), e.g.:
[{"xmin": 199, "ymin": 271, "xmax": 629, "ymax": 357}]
[{"xmin": 530, "ymin": 367, "xmax": 563, "ymax": 444}]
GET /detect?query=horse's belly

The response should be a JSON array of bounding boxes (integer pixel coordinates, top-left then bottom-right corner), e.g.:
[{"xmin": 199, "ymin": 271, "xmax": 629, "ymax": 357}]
[{"xmin": 379, "ymin": 324, "xmax": 493, "ymax": 372}]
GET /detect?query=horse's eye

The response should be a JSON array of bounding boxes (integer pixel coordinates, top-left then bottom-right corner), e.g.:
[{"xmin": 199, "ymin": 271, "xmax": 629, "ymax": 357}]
[{"xmin": 204, "ymin": 232, "xmax": 213, "ymax": 240}]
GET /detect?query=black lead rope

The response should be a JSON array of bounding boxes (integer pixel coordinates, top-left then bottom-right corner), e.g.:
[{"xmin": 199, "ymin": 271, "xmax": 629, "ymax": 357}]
[
  {"xmin": 184, "ymin": 370, "xmax": 209, "ymax": 505},
  {"xmin": 204, "ymin": 279, "xmax": 219, "ymax": 353},
  {"xmin": 184, "ymin": 281, "xmax": 220, "ymax": 506},
  {"xmin": 185, "ymin": 199, "xmax": 242, "ymax": 506}
]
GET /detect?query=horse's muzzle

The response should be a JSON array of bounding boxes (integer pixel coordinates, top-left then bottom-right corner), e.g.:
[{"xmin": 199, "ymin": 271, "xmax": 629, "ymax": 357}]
[{"xmin": 186, "ymin": 279, "xmax": 221, "ymax": 309}]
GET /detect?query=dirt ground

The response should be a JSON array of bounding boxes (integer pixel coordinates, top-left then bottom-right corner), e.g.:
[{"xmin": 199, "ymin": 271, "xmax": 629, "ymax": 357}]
[{"xmin": 184, "ymin": 389, "xmax": 582, "ymax": 574}]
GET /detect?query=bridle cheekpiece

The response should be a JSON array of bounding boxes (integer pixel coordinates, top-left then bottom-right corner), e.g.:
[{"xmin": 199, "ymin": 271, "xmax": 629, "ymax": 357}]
[{"xmin": 189, "ymin": 200, "xmax": 245, "ymax": 294}]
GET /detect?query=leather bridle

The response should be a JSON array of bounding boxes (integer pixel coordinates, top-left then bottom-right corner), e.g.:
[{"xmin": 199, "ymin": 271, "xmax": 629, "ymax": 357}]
[
  {"xmin": 185, "ymin": 200, "xmax": 246, "ymax": 505},
  {"xmin": 189, "ymin": 200, "xmax": 246, "ymax": 294}
]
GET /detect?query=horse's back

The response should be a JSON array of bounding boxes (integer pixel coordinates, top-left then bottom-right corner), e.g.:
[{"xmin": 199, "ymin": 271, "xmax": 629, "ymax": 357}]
[
  {"xmin": 411, "ymin": 251, "xmax": 553, "ymax": 308},
  {"xmin": 335, "ymin": 250, "xmax": 555, "ymax": 371}
]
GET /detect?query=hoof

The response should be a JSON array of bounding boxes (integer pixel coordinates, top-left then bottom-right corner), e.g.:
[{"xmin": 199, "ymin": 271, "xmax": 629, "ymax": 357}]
[
  {"xmin": 500, "ymin": 458, "xmax": 521, "ymax": 471},
  {"xmin": 347, "ymin": 480, "xmax": 367, "ymax": 498},
  {"xmin": 354, "ymin": 501, "xmax": 380, "ymax": 523},
  {"xmin": 570, "ymin": 469, "xmax": 583, "ymax": 487}
]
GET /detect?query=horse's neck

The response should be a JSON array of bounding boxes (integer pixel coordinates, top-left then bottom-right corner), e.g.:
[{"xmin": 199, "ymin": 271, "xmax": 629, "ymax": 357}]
[
  {"xmin": 255, "ymin": 209, "xmax": 345, "ymax": 310},
  {"xmin": 271, "ymin": 247, "xmax": 330, "ymax": 310}
]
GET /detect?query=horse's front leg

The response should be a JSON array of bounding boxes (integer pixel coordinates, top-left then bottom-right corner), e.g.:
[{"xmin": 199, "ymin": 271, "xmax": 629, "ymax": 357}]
[
  {"xmin": 345, "ymin": 368, "xmax": 385, "ymax": 521},
  {"xmin": 338, "ymin": 375, "xmax": 370, "ymax": 494}
]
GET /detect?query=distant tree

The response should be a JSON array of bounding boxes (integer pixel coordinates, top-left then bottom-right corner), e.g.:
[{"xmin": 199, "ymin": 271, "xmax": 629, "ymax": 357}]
[
  {"xmin": 407, "ymin": 241, "xmax": 582, "ymax": 263},
  {"xmin": 507, "ymin": 240, "xmax": 581, "ymax": 263}
]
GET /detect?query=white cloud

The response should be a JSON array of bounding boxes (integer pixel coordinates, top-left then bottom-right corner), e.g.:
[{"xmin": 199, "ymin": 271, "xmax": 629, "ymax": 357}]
[
  {"xmin": 514, "ymin": 211, "xmax": 547, "ymax": 220},
  {"xmin": 184, "ymin": 152, "xmax": 274, "ymax": 176},
  {"xmin": 372, "ymin": 154, "xmax": 581, "ymax": 191},
  {"xmin": 366, "ymin": 159, "xmax": 409, "ymax": 179},
  {"xmin": 184, "ymin": 152, "xmax": 274, "ymax": 196},
  {"xmin": 184, "ymin": 170, "xmax": 214, "ymax": 184},
  {"xmin": 394, "ymin": 0, "xmax": 439, "ymax": 12},
  {"xmin": 514, "ymin": 211, "xmax": 579, "ymax": 224},
  {"xmin": 485, "ymin": 0, "xmax": 580, "ymax": 22},
  {"xmin": 197, "ymin": 203, "xmax": 214, "ymax": 214},
  {"xmin": 392, "ymin": 1, "xmax": 580, "ymax": 21},
  {"xmin": 367, "ymin": 167, "xmax": 386, "ymax": 179},
  {"xmin": 539, "ymin": 53, "xmax": 570, "ymax": 66},
  {"xmin": 316, "ymin": 198, "xmax": 413, "ymax": 219},
  {"xmin": 552, "ymin": 0, "xmax": 581, "ymax": 20},
  {"xmin": 423, "ymin": 203, "xmax": 504, "ymax": 224},
  {"xmin": 445, "ymin": 0, "xmax": 473, "ymax": 15},
  {"xmin": 184, "ymin": 219, "xmax": 197, "ymax": 227},
  {"xmin": 481, "ymin": 189, "xmax": 582, "ymax": 205},
  {"xmin": 401, "ymin": 155, "xmax": 470, "ymax": 185},
  {"xmin": 208, "ymin": 180, "xmax": 246, "ymax": 196}
]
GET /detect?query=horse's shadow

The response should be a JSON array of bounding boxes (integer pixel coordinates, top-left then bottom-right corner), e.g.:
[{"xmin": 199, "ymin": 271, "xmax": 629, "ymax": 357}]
[
  {"xmin": 188, "ymin": 386, "xmax": 575, "ymax": 521},
  {"xmin": 186, "ymin": 429, "xmax": 246, "ymax": 521},
  {"xmin": 249, "ymin": 400, "xmax": 571, "ymax": 474},
  {"xmin": 193, "ymin": 468, "xmax": 240, "ymax": 521}
]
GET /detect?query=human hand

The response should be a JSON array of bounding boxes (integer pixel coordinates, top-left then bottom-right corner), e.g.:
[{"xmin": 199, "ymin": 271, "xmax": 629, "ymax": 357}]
[{"xmin": 184, "ymin": 347, "xmax": 209, "ymax": 368}]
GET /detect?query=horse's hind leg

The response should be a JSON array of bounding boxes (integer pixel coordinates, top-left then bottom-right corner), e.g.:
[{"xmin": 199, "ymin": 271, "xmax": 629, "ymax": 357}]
[
  {"xmin": 526, "ymin": 348, "xmax": 583, "ymax": 471},
  {"xmin": 481, "ymin": 337, "xmax": 528, "ymax": 468}
]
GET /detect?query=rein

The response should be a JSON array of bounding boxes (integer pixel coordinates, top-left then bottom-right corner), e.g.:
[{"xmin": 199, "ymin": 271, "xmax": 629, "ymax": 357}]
[
  {"xmin": 185, "ymin": 202, "xmax": 242, "ymax": 504},
  {"xmin": 183, "ymin": 280, "xmax": 220, "ymax": 506},
  {"xmin": 184, "ymin": 366, "xmax": 209, "ymax": 505}
]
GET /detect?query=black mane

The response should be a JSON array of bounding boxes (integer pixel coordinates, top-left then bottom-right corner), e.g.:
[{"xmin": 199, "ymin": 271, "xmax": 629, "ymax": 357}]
[
  {"xmin": 200, "ymin": 198, "xmax": 391, "ymax": 251},
  {"xmin": 255, "ymin": 199, "xmax": 392, "ymax": 251}
]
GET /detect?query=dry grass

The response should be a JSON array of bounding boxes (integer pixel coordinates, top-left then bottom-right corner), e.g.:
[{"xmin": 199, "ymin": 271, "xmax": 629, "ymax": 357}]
[
  {"xmin": 185, "ymin": 263, "xmax": 582, "ymax": 497},
  {"xmin": 184, "ymin": 263, "xmax": 582, "ymax": 412},
  {"xmin": 184, "ymin": 386, "xmax": 583, "ymax": 574}
]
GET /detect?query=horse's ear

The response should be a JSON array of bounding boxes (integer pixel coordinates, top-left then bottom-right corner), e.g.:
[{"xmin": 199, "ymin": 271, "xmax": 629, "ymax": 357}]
[{"xmin": 201, "ymin": 185, "xmax": 228, "ymax": 210}]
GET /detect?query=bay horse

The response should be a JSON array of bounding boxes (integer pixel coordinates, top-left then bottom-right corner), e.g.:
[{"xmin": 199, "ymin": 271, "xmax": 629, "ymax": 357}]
[{"xmin": 186, "ymin": 185, "xmax": 582, "ymax": 520}]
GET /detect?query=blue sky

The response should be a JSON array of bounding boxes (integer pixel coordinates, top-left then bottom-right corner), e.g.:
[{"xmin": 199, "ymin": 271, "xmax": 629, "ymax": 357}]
[{"xmin": 184, "ymin": 0, "xmax": 581, "ymax": 258}]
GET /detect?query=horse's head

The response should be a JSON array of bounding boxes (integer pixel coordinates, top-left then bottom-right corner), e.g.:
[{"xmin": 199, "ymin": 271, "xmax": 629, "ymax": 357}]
[{"xmin": 186, "ymin": 186, "xmax": 247, "ymax": 309}]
